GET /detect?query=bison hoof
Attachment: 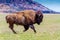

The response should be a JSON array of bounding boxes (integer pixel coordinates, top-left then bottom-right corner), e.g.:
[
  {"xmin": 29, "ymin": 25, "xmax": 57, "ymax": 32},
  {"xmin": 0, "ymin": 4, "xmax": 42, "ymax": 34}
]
[
  {"xmin": 23, "ymin": 30, "xmax": 27, "ymax": 32},
  {"xmin": 34, "ymin": 32, "xmax": 36, "ymax": 34},
  {"xmin": 13, "ymin": 32, "xmax": 17, "ymax": 34},
  {"xmin": 34, "ymin": 30, "xmax": 37, "ymax": 33},
  {"xmin": 14, "ymin": 33, "xmax": 17, "ymax": 34}
]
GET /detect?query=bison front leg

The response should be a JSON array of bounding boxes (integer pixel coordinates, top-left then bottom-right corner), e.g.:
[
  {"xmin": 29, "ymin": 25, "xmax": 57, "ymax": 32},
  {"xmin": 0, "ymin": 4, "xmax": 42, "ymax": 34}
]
[
  {"xmin": 23, "ymin": 25, "xmax": 29, "ymax": 32},
  {"xmin": 29, "ymin": 25, "xmax": 36, "ymax": 33},
  {"xmin": 9, "ymin": 24, "xmax": 17, "ymax": 34}
]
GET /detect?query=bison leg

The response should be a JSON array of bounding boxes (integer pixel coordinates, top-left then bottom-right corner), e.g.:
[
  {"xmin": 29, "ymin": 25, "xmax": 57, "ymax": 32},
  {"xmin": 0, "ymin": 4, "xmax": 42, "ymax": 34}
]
[
  {"xmin": 23, "ymin": 25, "xmax": 29, "ymax": 32},
  {"xmin": 9, "ymin": 24, "xmax": 17, "ymax": 34},
  {"xmin": 29, "ymin": 25, "xmax": 36, "ymax": 33}
]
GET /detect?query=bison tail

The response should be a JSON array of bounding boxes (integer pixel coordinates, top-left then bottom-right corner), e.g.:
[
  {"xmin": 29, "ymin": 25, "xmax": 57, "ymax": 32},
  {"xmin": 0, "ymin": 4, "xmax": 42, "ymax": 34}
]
[{"xmin": 5, "ymin": 16, "xmax": 9, "ymax": 23}]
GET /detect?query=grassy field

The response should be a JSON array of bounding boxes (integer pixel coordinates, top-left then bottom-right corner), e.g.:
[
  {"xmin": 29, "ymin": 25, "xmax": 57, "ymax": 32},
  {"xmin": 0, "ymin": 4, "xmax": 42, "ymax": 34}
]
[{"xmin": 0, "ymin": 14, "xmax": 60, "ymax": 40}]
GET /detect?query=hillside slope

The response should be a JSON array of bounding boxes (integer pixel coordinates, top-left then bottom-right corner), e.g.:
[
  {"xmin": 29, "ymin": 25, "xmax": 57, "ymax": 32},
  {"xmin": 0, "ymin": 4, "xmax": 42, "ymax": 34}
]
[{"xmin": 0, "ymin": 0, "xmax": 54, "ymax": 13}]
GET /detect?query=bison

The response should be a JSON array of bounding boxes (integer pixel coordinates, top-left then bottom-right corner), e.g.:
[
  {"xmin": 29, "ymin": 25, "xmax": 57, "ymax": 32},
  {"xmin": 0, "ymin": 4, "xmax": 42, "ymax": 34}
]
[{"xmin": 6, "ymin": 10, "xmax": 43, "ymax": 34}]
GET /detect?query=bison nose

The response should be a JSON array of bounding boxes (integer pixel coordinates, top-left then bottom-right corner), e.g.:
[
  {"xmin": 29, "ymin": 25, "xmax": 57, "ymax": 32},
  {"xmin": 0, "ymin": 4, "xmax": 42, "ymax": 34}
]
[
  {"xmin": 38, "ymin": 23, "xmax": 40, "ymax": 25},
  {"xmin": 37, "ymin": 23, "xmax": 40, "ymax": 25}
]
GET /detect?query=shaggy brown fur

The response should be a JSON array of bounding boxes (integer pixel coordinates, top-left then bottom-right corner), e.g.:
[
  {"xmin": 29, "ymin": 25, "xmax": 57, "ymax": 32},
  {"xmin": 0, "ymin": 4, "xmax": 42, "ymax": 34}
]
[
  {"xmin": 6, "ymin": 10, "xmax": 43, "ymax": 34},
  {"xmin": 16, "ymin": 10, "xmax": 36, "ymax": 24}
]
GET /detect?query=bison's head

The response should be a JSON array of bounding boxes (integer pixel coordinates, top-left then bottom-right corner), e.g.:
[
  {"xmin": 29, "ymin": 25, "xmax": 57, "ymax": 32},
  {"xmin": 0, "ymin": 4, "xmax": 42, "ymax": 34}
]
[{"xmin": 35, "ymin": 10, "xmax": 43, "ymax": 25}]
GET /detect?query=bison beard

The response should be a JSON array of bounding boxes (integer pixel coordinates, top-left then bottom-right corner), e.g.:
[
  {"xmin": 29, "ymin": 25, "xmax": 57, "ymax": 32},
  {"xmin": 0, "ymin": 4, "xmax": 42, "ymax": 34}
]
[{"xmin": 6, "ymin": 10, "xmax": 43, "ymax": 34}]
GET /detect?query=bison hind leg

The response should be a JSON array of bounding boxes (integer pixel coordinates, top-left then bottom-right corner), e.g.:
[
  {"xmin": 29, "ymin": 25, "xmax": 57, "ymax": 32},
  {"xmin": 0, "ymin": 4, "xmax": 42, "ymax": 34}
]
[
  {"xmin": 9, "ymin": 24, "xmax": 17, "ymax": 34},
  {"xmin": 23, "ymin": 25, "xmax": 29, "ymax": 32}
]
